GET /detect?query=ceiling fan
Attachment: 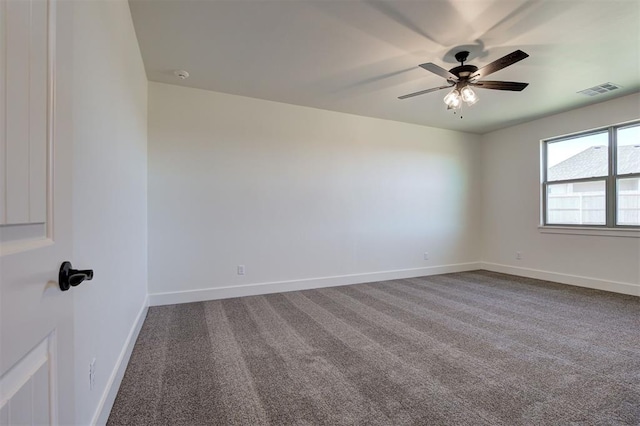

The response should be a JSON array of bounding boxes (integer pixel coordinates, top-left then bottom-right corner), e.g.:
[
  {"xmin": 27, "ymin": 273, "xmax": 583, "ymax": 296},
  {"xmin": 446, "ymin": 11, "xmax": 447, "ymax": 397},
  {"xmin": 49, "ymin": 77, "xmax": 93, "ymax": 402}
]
[{"xmin": 398, "ymin": 50, "xmax": 529, "ymax": 110}]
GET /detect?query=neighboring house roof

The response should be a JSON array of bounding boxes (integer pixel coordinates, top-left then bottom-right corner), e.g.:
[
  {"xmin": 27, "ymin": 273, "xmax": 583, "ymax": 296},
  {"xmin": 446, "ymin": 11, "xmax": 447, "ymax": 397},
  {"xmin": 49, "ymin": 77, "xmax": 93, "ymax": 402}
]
[{"xmin": 548, "ymin": 145, "xmax": 640, "ymax": 181}]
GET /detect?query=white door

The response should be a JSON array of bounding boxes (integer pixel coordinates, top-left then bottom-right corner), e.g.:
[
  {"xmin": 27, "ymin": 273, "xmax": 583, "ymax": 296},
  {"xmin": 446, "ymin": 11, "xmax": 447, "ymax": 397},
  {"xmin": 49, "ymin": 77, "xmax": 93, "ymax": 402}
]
[{"xmin": 0, "ymin": 0, "xmax": 76, "ymax": 424}]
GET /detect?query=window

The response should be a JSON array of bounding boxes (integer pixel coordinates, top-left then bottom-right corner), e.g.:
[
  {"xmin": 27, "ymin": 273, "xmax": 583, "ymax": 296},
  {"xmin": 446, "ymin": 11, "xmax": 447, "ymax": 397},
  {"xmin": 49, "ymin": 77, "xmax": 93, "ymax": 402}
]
[{"xmin": 542, "ymin": 122, "xmax": 640, "ymax": 228}]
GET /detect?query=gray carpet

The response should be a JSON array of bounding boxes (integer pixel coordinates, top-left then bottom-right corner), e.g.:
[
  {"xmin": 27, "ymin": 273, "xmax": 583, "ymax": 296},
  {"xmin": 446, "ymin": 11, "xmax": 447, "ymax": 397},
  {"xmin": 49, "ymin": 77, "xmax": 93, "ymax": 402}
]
[{"xmin": 107, "ymin": 270, "xmax": 640, "ymax": 425}]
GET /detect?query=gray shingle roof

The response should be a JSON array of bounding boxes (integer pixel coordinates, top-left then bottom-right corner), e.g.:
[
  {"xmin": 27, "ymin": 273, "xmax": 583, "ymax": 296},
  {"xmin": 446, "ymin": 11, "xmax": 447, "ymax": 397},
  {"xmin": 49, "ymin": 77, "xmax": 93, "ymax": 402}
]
[{"xmin": 548, "ymin": 145, "xmax": 640, "ymax": 181}]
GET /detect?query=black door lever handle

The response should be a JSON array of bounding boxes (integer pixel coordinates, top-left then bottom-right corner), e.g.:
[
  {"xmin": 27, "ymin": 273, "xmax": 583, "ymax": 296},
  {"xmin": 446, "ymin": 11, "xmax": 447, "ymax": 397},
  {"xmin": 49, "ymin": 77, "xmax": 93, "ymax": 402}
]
[{"xmin": 59, "ymin": 261, "xmax": 94, "ymax": 291}]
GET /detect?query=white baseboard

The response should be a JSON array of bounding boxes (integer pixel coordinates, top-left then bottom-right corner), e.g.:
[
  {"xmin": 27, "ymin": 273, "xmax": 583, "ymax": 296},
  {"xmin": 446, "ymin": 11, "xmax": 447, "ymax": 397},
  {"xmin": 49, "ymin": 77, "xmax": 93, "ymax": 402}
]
[
  {"xmin": 92, "ymin": 295, "xmax": 149, "ymax": 426},
  {"xmin": 479, "ymin": 262, "xmax": 640, "ymax": 297},
  {"xmin": 149, "ymin": 262, "xmax": 482, "ymax": 306}
]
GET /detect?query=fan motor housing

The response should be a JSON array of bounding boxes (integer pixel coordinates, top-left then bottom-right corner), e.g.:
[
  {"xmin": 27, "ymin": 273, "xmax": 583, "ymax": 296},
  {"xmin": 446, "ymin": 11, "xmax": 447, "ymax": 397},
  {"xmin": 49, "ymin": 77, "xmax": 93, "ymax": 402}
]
[{"xmin": 450, "ymin": 64, "xmax": 479, "ymax": 80}]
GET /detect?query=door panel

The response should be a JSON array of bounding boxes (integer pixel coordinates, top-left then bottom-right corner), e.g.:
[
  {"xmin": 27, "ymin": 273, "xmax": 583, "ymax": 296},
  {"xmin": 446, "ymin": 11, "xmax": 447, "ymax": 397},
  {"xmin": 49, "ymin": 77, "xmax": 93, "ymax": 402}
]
[
  {"xmin": 2, "ymin": 0, "xmax": 48, "ymax": 227},
  {"xmin": 0, "ymin": 336, "xmax": 53, "ymax": 425},
  {"xmin": 0, "ymin": 0, "xmax": 75, "ymax": 423}
]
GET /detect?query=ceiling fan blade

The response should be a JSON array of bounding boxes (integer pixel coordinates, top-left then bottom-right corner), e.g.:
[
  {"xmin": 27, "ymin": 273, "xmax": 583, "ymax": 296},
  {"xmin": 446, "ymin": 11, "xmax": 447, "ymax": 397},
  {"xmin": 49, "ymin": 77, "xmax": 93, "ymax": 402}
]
[
  {"xmin": 471, "ymin": 80, "xmax": 529, "ymax": 91},
  {"xmin": 471, "ymin": 50, "xmax": 529, "ymax": 79},
  {"xmin": 419, "ymin": 63, "xmax": 458, "ymax": 81},
  {"xmin": 398, "ymin": 85, "xmax": 454, "ymax": 100}
]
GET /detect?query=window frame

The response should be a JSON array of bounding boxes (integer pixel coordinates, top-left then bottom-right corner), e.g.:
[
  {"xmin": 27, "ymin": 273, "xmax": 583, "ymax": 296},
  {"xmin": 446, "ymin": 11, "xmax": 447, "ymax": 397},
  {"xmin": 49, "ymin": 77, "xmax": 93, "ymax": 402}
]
[{"xmin": 542, "ymin": 120, "xmax": 640, "ymax": 229}]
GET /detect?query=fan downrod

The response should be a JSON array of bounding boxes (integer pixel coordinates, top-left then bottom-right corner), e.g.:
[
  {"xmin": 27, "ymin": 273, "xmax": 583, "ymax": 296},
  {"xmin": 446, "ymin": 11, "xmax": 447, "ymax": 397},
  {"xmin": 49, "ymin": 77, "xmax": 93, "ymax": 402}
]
[{"xmin": 454, "ymin": 51, "xmax": 470, "ymax": 65}]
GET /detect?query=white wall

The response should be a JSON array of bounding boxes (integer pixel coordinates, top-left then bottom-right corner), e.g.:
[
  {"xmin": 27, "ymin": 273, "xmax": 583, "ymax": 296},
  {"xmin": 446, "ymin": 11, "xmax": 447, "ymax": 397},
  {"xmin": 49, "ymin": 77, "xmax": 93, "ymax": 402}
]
[
  {"xmin": 148, "ymin": 82, "xmax": 481, "ymax": 303},
  {"xmin": 71, "ymin": 1, "xmax": 148, "ymax": 424},
  {"xmin": 480, "ymin": 93, "xmax": 640, "ymax": 294}
]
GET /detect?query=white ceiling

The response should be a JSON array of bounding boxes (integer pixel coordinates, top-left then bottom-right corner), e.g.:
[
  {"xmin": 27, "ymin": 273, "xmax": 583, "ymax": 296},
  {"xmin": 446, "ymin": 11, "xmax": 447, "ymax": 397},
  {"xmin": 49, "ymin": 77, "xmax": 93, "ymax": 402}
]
[{"xmin": 129, "ymin": 0, "xmax": 640, "ymax": 134}]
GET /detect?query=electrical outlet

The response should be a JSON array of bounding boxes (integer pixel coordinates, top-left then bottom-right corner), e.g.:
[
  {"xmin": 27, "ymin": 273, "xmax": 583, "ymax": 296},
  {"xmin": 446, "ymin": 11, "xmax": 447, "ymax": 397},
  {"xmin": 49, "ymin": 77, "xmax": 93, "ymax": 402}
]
[
  {"xmin": 237, "ymin": 265, "xmax": 245, "ymax": 275},
  {"xmin": 424, "ymin": 252, "xmax": 429, "ymax": 260},
  {"xmin": 89, "ymin": 358, "xmax": 96, "ymax": 390},
  {"xmin": 516, "ymin": 251, "xmax": 522, "ymax": 260}
]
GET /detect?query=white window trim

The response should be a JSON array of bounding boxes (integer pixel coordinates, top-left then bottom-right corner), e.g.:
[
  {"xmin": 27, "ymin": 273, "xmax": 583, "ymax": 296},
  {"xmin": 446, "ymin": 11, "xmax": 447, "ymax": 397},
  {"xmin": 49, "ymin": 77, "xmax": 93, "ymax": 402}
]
[
  {"xmin": 541, "ymin": 120, "xmax": 640, "ymax": 229},
  {"xmin": 538, "ymin": 225, "xmax": 640, "ymax": 238}
]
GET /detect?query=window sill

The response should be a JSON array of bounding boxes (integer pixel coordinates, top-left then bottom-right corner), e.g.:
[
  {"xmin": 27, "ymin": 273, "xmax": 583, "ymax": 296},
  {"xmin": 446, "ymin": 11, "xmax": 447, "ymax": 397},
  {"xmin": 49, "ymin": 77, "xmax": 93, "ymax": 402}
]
[{"xmin": 538, "ymin": 226, "xmax": 640, "ymax": 238}]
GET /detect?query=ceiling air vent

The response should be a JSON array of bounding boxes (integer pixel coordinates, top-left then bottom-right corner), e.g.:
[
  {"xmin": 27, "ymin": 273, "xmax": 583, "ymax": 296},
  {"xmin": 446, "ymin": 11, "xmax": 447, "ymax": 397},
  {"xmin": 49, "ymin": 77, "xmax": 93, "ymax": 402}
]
[{"xmin": 578, "ymin": 82, "xmax": 622, "ymax": 96}]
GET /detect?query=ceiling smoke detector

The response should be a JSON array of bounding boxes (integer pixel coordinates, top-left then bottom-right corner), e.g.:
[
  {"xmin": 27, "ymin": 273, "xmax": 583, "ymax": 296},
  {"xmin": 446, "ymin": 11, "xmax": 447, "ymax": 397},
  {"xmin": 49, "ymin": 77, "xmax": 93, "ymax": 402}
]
[{"xmin": 174, "ymin": 70, "xmax": 190, "ymax": 80}]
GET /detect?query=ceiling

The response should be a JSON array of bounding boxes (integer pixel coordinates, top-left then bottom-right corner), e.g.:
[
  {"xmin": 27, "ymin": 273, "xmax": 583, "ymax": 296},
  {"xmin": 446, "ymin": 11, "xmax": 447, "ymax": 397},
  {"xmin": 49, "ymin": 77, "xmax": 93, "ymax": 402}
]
[{"xmin": 129, "ymin": 0, "xmax": 640, "ymax": 134}]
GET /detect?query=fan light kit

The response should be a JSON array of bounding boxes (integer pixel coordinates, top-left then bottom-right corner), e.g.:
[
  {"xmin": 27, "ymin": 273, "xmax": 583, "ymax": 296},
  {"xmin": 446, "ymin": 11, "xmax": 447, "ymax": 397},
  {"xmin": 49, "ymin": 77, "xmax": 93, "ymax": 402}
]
[
  {"xmin": 444, "ymin": 86, "xmax": 478, "ymax": 110},
  {"xmin": 399, "ymin": 50, "xmax": 529, "ymax": 115}
]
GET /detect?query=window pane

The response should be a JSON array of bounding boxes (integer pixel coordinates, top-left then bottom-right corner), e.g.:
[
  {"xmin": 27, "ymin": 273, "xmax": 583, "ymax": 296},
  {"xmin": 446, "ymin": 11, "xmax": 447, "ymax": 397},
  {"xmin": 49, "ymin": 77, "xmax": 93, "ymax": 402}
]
[
  {"xmin": 546, "ymin": 181, "xmax": 606, "ymax": 225},
  {"xmin": 617, "ymin": 125, "xmax": 640, "ymax": 175},
  {"xmin": 617, "ymin": 177, "xmax": 640, "ymax": 225},
  {"xmin": 547, "ymin": 132, "xmax": 608, "ymax": 181}
]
